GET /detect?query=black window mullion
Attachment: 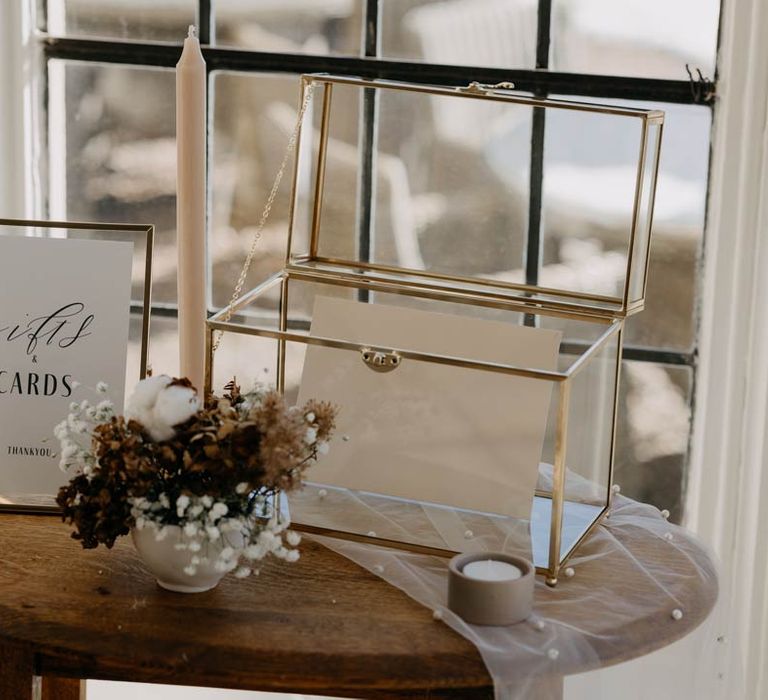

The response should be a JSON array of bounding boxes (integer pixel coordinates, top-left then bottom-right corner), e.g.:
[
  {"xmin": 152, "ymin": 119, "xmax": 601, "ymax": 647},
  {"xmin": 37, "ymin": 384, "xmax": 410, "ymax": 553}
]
[
  {"xmin": 356, "ymin": 0, "xmax": 380, "ymax": 268},
  {"xmin": 197, "ymin": 0, "xmax": 213, "ymax": 45},
  {"xmin": 536, "ymin": 0, "xmax": 553, "ymax": 70},
  {"xmin": 41, "ymin": 38, "xmax": 711, "ymax": 106},
  {"xmin": 525, "ymin": 0, "xmax": 553, "ymax": 320},
  {"xmin": 355, "ymin": 0, "xmax": 381, "ymax": 303}
]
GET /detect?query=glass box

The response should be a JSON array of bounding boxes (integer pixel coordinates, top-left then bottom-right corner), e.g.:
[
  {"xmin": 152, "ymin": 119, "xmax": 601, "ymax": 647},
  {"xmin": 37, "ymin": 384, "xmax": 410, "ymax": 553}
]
[{"xmin": 206, "ymin": 74, "xmax": 663, "ymax": 585}]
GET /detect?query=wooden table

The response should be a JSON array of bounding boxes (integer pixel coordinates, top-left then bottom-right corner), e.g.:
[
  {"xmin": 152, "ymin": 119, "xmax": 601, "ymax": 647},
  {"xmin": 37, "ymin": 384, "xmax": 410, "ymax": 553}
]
[{"xmin": 0, "ymin": 514, "xmax": 717, "ymax": 699}]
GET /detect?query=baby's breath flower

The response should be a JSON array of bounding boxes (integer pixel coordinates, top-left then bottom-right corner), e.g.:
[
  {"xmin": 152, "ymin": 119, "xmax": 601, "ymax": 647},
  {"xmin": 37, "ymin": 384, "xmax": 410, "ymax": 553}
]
[
  {"xmin": 176, "ymin": 494, "xmax": 190, "ymax": 517},
  {"xmin": 209, "ymin": 502, "xmax": 228, "ymax": 521},
  {"xmin": 55, "ymin": 378, "xmax": 337, "ymax": 577},
  {"xmin": 234, "ymin": 566, "xmax": 251, "ymax": 579}
]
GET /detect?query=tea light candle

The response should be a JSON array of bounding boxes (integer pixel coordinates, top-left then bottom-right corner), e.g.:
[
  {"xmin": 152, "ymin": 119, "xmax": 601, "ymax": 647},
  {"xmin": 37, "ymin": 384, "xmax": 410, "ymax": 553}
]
[
  {"xmin": 462, "ymin": 559, "xmax": 522, "ymax": 582},
  {"xmin": 448, "ymin": 553, "xmax": 533, "ymax": 626}
]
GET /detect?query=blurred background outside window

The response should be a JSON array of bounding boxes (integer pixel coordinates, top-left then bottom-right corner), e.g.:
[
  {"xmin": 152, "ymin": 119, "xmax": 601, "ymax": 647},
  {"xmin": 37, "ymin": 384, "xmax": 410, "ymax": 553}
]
[{"xmin": 39, "ymin": 0, "xmax": 720, "ymax": 523}]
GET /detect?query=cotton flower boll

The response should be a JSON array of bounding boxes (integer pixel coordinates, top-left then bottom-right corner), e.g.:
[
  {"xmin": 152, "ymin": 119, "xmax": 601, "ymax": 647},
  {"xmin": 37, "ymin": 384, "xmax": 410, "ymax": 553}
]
[
  {"xmin": 317, "ymin": 441, "xmax": 330, "ymax": 456},
  {"xmin": 286, "ymin": 530, "xmax": 301, "ymax": 546},
  {"xmin": 153, "ymin": 385, "xmax": 200, "ymax": 431},
  {"xmin": 220, "ymin": 546, "xmax": 235, "ymax": 561},
  {"xmin": 126, "ymin": 375, "xmax": 200, "ymax": 442},
  {"xmin": 188, "ymin": 540, "xmax": 201, "ymax": 552},
  {"xmin": 284, "ymin": 549, "xmax": 300, "ymax": 563},
  {"xmin": 183, "ymin": 522, "xmax": 199, "ymax": 537},
  {"xmin": 234, "ymin": 566, "xmax": 252, "ymax": 579},
  {"xmin": 305, "ymin": 427, "xmax": 318, "ymax": 444},
  {"xmin": 127, "ymin": 375, "xmax": 172, "ymax": 415},
  {"xmin": 126, "ymin": 375, "xmax": 172, "ymax": 429},
  {"xmin": 305, "ymin": 412, "xmax": 316, "ymax": 423}
]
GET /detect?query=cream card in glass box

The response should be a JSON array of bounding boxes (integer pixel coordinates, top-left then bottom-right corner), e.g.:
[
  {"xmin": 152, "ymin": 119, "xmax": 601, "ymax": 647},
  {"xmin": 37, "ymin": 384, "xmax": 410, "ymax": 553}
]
[
  {"xmin": 297, "ymin": 297, "xmax": 562, "ymax": 518},
  {"xmin": 0, "ymin": 236, "xmax": 133, "ymax": 499}
]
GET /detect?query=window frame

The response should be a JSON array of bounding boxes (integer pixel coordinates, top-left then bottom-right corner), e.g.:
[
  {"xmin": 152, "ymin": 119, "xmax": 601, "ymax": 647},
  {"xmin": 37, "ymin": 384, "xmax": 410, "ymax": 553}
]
[{"xmin": 39, "ymin": 0, "xmax": 715, "ymax": 372}]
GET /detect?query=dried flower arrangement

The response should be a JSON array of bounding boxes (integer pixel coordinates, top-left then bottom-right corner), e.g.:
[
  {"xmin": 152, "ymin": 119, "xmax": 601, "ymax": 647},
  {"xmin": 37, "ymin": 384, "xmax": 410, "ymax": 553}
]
[{"xmin": 55, "ymin": 376, "xmax": 336, "ymax": 582}]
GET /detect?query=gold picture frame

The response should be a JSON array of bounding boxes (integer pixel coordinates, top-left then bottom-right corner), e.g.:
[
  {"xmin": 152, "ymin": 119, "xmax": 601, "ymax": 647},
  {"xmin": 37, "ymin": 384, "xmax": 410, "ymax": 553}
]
[{"xmin": 0, "ymin": 218, "xmax": 153, "ymax": 514}]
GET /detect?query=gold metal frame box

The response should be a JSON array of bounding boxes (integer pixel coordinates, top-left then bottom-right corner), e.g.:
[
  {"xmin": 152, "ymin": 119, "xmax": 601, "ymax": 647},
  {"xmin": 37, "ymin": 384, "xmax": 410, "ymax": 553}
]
[{"xmin": 207, "ymin": 74, "xmax": 664, "ymax": 585}]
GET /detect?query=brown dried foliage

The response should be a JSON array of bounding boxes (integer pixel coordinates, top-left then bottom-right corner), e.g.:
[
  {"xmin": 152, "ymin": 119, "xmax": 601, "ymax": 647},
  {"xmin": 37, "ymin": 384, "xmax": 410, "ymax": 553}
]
[{"xmin": 56, "ymin": 383, "xmax": 337, "ymax": 549}]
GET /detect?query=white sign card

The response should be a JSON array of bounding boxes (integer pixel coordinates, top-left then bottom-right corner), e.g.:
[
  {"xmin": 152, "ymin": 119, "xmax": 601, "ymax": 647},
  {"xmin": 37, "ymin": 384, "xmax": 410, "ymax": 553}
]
[
  {"xmin": 297, "ymin": 297, "xmax": 562, "ymax": 518},
  {"xmin": 0, "ymin": 236, "xmax": 133, "ymax": 497}
]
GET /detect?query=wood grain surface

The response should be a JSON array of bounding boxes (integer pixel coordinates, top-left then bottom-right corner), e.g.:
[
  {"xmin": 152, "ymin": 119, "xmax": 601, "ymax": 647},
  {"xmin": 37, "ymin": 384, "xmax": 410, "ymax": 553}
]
[{"xmin": 0, "ymin": 514, "xmax": 717, "ymax": 699}]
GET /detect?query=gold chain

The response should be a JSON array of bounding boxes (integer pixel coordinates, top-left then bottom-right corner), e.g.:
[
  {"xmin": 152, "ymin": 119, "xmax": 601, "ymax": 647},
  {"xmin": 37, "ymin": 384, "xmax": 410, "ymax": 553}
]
[{"xmin": 212, "ymin": 83, "xmax": 316, "ymax": 352}]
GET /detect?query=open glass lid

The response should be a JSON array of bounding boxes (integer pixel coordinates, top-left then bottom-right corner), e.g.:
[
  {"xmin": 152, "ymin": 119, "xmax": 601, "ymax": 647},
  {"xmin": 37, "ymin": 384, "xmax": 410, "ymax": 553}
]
[{"xmin": 285, "ymin": 74, "xmax": 664, "ymax": 319}]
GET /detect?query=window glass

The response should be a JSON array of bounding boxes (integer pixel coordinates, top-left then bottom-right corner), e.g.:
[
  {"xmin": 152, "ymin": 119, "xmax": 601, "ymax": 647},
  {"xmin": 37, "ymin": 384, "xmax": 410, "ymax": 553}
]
[
  {"xmin": 47, "ymin": 0, "xmax": 195, "ymax": 41},
  {"xmin": 551, "ymin": 0, "xmax": 720, "ymax": 80},
  {"xmin": 49, "ymin": 61, "xmax": 178, "ymax": 307},
  {"xmin": 615, "ymin": 361, "xmax": 692, "ymax": 523},
  {"xmin": 543, "ymin": 98, "xmax": 710, "ymax": 350},
  {"xmin": 215, "ymin": 0, "xmax": 363, "ymax": 55},
  {"xmin": 381, "ymin": 0, "xmax": 537, "ymax": 69},
  {"xmin": 211, "ymin": 72, "xmax": 302, "ymax": 310}
]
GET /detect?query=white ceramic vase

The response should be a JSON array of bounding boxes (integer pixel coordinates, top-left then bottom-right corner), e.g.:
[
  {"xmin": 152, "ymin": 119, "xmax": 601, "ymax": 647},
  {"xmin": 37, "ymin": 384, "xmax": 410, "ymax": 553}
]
[{"xmin": 132, "ymin": 525, "xmax": 243, "ymax": 593}]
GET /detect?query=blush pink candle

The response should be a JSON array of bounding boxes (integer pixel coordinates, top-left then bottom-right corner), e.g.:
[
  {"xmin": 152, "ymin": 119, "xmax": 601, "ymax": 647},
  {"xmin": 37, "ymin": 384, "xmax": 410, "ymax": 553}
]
[{"xmin": 176, "ymin": 25, "xmax": 207, "ymax": 392}]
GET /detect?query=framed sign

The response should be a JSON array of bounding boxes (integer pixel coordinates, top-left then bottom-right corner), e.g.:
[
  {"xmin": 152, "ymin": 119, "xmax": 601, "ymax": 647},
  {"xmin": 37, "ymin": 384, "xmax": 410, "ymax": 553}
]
[{"xmin": 0, "ymin": 219, "xmax": 153, "ymax": 513}]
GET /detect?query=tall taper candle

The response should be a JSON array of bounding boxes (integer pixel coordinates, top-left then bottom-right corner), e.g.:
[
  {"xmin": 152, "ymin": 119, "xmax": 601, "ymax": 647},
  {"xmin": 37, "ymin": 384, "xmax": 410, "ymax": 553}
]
[{"xmin": 176, "ymin": 25, "xmax": 207, "ymax": 393}]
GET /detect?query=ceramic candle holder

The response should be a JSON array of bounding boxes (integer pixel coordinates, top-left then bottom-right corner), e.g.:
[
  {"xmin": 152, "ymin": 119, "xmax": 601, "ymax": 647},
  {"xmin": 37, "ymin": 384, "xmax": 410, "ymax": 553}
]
[{"xmin": 448, "ymin": 552, "xmax": 534, "ymax": 626}]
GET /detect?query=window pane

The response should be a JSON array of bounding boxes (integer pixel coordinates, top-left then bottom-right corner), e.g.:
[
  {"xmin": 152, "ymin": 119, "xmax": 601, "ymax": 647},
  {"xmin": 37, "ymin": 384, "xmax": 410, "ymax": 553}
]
[
  {"xmin": 215, "ymin": 1, "xmax": 364, "ymax": 54},
  {"xmin": 625, "ymin": 103, "xmax": 710, "ymax": 350},
  {"xmin": 381, "ymin": 0, "xmax": 537, "ymax": 69},
  {"xmin": 542, "ymin": 99, "xmax": 710, "ymax": 351},
  {"xmin": 552, "ymin": 0, "xmax": 720, "ymax": 80},
  {"xmin": 50, "ymin": 61, "xmax": 178, "ymax": 305},
  {"xmin": 211, "ymin": 72, "xmax": 302, "ymax": 310},
  {"xmin": 615, "ymin": 361, "xmax": 692, "ymax": 523},
  {"xmin": 47, "ymin": 0, "xmax": 195, "ymax": 41}
]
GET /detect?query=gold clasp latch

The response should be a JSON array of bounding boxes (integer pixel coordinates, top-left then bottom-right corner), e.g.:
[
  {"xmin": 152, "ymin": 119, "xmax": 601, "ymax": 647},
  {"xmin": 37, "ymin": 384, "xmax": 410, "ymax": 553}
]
[
  {"xmin": 461, "ymin": 81, "xmax": 516, "ymax": 95},
  {"xmin": 361, "ymin": 348, "xmax": 402, "ymax": 373}
]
